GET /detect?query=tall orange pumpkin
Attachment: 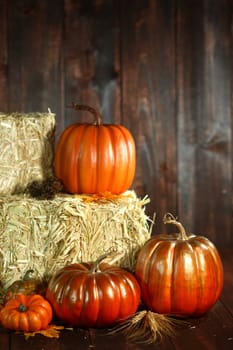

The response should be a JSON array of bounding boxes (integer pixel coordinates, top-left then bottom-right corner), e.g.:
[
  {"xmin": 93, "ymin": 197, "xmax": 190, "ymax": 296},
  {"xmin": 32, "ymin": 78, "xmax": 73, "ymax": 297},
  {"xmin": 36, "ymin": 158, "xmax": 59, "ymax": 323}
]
[
  {"xmin": 55, "ymin": 104, "xmax": 136, "ymax": 195},
  {"xmin": 135, "ymin": 213, "xmax": 224, "ymax": 317}
]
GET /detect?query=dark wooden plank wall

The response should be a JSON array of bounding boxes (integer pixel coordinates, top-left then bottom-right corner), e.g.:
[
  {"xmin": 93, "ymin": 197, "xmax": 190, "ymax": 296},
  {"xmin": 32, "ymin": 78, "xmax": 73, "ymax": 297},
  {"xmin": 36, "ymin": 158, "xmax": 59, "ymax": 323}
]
[
  {"xmin": 120, "ymin": 0, "xmax": 177, "ymax": 229},
  {"xmin": 0, "ymin": 0, "xmax": 232, "ymax": 247},
  {"xmin": 176, "ymin": 0, "xmax": 233, "ymax": 247}
]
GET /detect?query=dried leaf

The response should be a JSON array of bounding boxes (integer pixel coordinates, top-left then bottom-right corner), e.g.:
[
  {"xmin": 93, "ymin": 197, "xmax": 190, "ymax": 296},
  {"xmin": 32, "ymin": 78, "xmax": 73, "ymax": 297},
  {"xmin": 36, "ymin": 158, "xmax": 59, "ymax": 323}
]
[
  {"xmin": 23, "ymin": 324, "xmax": 72, "ymax": 339},
  {"xmin": 78, "ymin": 192, "xmax": 133, "ymax": 203}
]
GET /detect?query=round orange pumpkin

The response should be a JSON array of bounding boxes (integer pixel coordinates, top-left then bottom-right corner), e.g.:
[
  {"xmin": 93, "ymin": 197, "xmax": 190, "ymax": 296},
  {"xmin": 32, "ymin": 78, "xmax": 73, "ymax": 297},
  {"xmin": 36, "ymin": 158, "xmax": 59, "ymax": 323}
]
[
  {"xmin": 55, "ymin": 104, "xmax": 136, "ymax": 194},
  {"xmin": 46, "ymin": 256, "xmax": 141, "ymax": 328},
  {"xmin": 135, "ymin": 213, "xmax": 224, "ymax": 317},
  {"xmin": 0, "ymin": 294, "xmax": 53, "ymax": 332}
]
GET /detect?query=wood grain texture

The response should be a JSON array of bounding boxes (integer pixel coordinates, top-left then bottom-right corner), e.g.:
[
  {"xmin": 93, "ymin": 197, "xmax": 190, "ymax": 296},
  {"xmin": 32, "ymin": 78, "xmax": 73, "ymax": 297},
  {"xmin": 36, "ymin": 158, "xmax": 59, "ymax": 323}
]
[
  {"xmin": 176, "ymin": 0, "xmax": 233, "ymax": 246},
  {"xmin": 2, "ymin": 327, "xmax": 174, "ymax": 350},
  {"xmin": 120, "ymin": 0, "xmax": 177, "ymax": 232},
  {"xmin": 171, "ymin": 302, "xmax": 233, "ymax": 350},
  {"xmin": 0, "ymin": 326, "xmax": 10, "ymax": 350},
  {"xmin": 0, "ymin": 0, "xmax": 8, "ymax": 111},
  {"xmin": 220, "ymin": 249, "xmax": 233, "ymax": 315},
  {"xmin": 7, "ymin": 0, "xmax": 64, "ymax": 137},
  {"xmin": 63, "ymin": 0, "xmax": 120, "ymax": 134}
]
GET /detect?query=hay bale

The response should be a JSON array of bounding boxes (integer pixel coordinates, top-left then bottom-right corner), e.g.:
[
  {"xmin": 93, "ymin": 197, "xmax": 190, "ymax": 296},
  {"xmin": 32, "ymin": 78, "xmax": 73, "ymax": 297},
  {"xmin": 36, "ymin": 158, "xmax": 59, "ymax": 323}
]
[
  {"xmin": 0, "ymin": 191, "xmax": 153, "ymax": 293},
  {"xmin": 0, "ymin": 112, "xmax": 55, "ymax": 195}
]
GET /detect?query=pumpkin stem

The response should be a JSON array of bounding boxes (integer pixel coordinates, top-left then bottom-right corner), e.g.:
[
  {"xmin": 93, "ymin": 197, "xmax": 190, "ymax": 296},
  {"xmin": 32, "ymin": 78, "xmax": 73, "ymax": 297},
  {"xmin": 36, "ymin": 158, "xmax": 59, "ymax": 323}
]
[
  {"xmin": 23, "ymin": 269, "xmax": 34, "ymax": 281},
  {"xmin": 163, "ymin": 213, "xmax": 187, "ymax": 240},
  {"xmin": 91, "ymin": 253, "xmax": 109, "ymax": 273},
  {"xmin": 67, "ymin": 103, "xmax": 102, "ymax": 126},
  {"xmin": 18, "ymin": 303, "xmax": 27, "ymax": 312},
  {"xmin": 90, "ymin": 249, "xmax": 123, "ymax": 273}
]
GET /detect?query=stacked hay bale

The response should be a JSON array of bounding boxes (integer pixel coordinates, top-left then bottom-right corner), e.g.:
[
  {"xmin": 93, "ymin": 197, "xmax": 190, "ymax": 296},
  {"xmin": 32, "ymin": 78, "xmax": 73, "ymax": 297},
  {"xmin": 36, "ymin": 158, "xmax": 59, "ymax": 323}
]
[
  {"xmin": 0, "ymin": 112, "xmax": 55, "ymax": 195},
  {"xmin": 0, "ymin": 192, "xmax": 152, "ymax": 290}
]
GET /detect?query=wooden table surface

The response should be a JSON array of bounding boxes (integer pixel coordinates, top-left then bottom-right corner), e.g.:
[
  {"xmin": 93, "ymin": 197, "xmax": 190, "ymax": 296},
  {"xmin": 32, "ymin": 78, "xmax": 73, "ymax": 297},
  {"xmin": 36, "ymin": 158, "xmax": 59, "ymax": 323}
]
[{"xmin": 0, "ymin": 250, "xmax": 232, "ymax": 350}]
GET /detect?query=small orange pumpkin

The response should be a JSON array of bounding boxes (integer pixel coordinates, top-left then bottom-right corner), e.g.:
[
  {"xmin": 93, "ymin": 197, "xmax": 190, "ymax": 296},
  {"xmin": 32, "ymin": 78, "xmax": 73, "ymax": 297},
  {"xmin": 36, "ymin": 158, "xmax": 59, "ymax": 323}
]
[
  {"xmin": 55, "ymin": 104, "xmax": 136, "ymax": 195},
  {"xmin": 0, "ymin": 294, "xmax": 52, "ymax": 332}
]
